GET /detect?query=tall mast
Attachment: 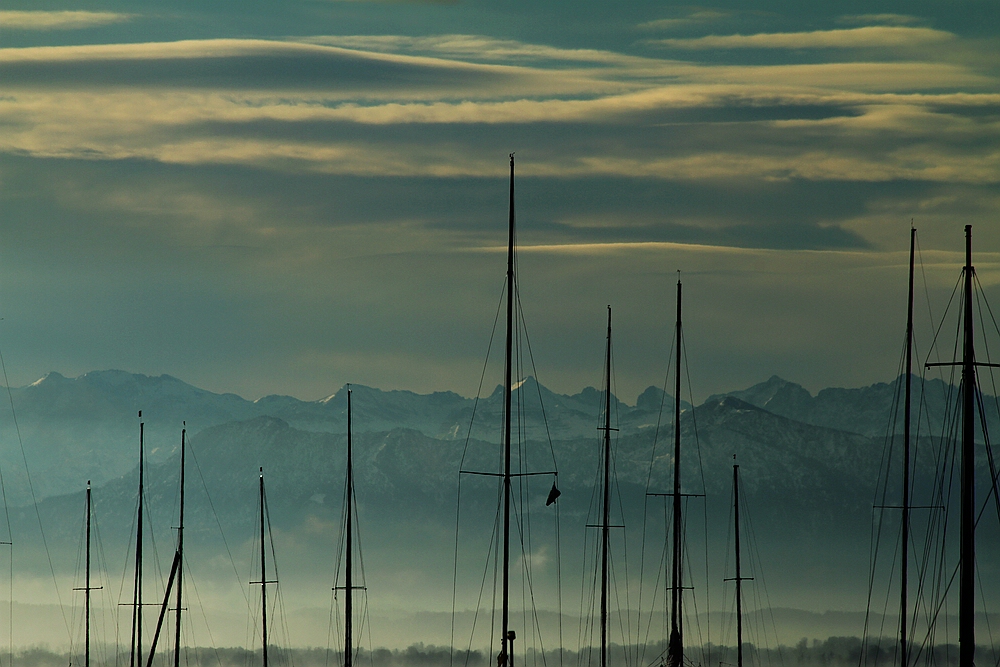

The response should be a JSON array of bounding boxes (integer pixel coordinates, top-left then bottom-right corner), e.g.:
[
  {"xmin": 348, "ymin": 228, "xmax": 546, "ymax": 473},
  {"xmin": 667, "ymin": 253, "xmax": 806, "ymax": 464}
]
[
  {"xmin": 600, "ymin": 306, "xmax": 613, "ymax": 667},
  {"xmin": 668, "ymin": 276, "xmax": 683, "ymax": 667},
  {"xmin": 131, "ymin": 412, "xmax": 145, "ymax": 667},
  {"xmin": 260, "ymin": 468, "xmax": 269, "ymax": 667},
  {"xmin": 74, "ymin": 481, "xmax": 103, "ymax": 667},
  {"xmin": 501, "ymin": 152, "xmax": 516, "ymax": 667},
  {"xmin": 174, "ymin": 425, "xmax": 186, "ymax": 667},
  {"xmin": 733, "ymin": 465, "xmax": 744, "ymax": 667},
  {"xmin": 345, "ymin": 387, "xmax": 354, "ymax": 667},
  {"xmin": 86, "ymin": 481, "xmax": 92, "ymax": 667},
  {"xmin": 960, "ymin": 225, "xmax": 975, "ymax": 667},
  {"xmin": 900, "ymin": 228, "xmax": 915, "ymax": 667}
]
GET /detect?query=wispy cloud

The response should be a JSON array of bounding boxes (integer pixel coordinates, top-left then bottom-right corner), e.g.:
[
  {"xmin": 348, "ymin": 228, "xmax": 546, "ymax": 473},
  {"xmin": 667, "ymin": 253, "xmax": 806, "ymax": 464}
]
[
  {"xmin": 303, "ymin": 34, "xmax": 656, "ymax": 69},
  {"xmin": 653, "ymin": 26, "xmax": 954, "ymax": 50},
  {"xmin": 0, "ymin": 39, "xmax": 622, "ymax": 98},
  {"xmin": 638, "ymin": 10, "xmax": 731, "ymax": 31},
  {"xmin": 0, "ymin": 34, "xmax": 996, "ymax": 189},
  {"xmin": 836, "ymin": 14, "xmax": 925, "ymax": 27},
  {"xmin": 0, "ymin": 10, "xmax": 132, "ymax": 30}
]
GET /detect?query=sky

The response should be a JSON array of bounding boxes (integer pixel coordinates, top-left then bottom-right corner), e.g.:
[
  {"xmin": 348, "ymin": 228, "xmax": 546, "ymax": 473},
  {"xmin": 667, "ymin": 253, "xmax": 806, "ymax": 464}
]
[{"xmin": 0, "ymin": 0, "xmax": 998, "ymax": 404}]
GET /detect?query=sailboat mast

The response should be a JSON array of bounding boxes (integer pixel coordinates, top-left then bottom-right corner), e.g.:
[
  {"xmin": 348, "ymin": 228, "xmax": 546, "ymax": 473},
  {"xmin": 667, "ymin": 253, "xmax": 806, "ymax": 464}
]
[
  {"xmin": 900, "ymin": 228, "xmax": 915, "ymax": 667},
  {"xmin": 733, "ymin": 465, "xmax": 743, "ymax": 667},
  {"xmin": 346, "ymin": 387, "xmax": 354, "ymax": 667},
  {"xmin": 132, "ymin": 413, "xmax": 145, "ymax": 667},
  {"xmin": 260, "ymin": 468, "xmax": 269, "ymax": 667},
  {"xmin": 600, "ymin": 306, "xmax": 612, "ymax": 667},
  {"xmin": 174, "ymin": 425, "xmax": 186, "ymax": 667},
  {"xmin": 960, "ymin": 225, "xmax": 975, "ymax": 667},
  {"xmin": 669, "ymin": 277, "xmax": 683, "ymax": 667},
  {"xmin": 501, "ymin": 152, "xmax": 516, "ymax": 667},
  {"xmin": 86, "ymin": 480, "xmax": 92, "ymax": 667}
]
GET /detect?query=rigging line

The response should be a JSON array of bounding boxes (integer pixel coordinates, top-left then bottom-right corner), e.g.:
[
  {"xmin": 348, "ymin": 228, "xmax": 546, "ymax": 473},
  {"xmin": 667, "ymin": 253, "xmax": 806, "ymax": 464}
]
[
  {"xmin": 975, "ymin": 558, "xmax": 999, "ymax": 667},
  {"xmin": 860, "ymin": 319, "xmax": 909, "ymax": 659},
  {"xmin": 512, "ymin": 304, "xmax": 537, "ymax": 666},
  {"xmin": 69, "ymin": 488, "xmax": 90, "ymax": 660},
  {"xmin": 117, "ymin": 455, "xmax": 140, "ymax": 621},
  {"xmin": 644, "ymin": 332, "xmax": 677, "ymax": 493},
  {"xmin": 188, "ymin": 442, "xmax": 249, "ymax": 608},
  {"xmin": 264, "ymin": 483, "xmax": 282, "ymax": 588},
  {"xmin": 0, "ymin": 373, "xmax": 10, "ymax": 667},
  {"xmin": 578, "ymin": 502, "xmax": 597, "ymax": 654},
  {"xmin": 511, "ymin": 493, "xmax": 551, "ymax": 667},
  {"xmin": 488, "ymin": 461, "xmax": 501, "ymax": 664},
  {"xmin": 0, "ymin": 344, "xmax": 72, "ymax": 641},
  {"xmin": 916, "ymin": 381, "xmax": 956, "ymax": 649},
  {"xmin": 607, "ymin": 334, "xmax": 634, "ymax": 667},
  {"xmin": 637, "ymin": 321, "xmax": 678, "ymax": 667},
  {"xmin": 911, "ymin": 561, "xmax": 961, "ymax": 667},
  {"xmin": 973, "ymin": 389, "xmax": 1000, "ymax": 528},
  {"xmin": 462, "ymin": 279, "xmax": 507, "ymax": 469},
  {"xmin": 556, "ymin": 489, "xmax": 564, "ymax": 667},
  {"xmin": 972, "ymin": 276, "xmax": 1000, "ymax": 504},
  {"xmin": 742, "ymin": 501, "xmax": 783, "ymax": 667},
  {"xmin": 328, "ymin": 596, "xmax": 347, "ymax": 666},
  {"xmin": 931, "ymin": 393, "xmax": 961, "ymax": 636},
  {"xmin": 679, "ymin": 498, "xmax": 705, "ymax": 657},
  {"xmin": 610, "ymin": 453, "xmax": 636, "ymax": 664},
  {"xmin": 915, "ymin": 230, "xmax": 945, "ymax": 371},
  {"xmin": 452, "ymin": 283, "xmax": 504, "ymax": 667},
  {"xmin": 182, "ymin": 559, "xmax": 225, "ymax": 667},
  {"xmin": 514, "ymin": 286, "xmax": 559, "ymax": 471},
  {"xmin": 462, "ymin": 484, "xmax": 504, "ymax": 665},
  {"xmin": 91, "ymin": 500, "xmax": 112, "ymax": 662},
  {"xmin": 450, "ymin": 475, "xmax": 465, "ymax": 667},
  {"xmin": 680, "ymin": 330, "xmax": 710, "ymax": 655},
  {"xmin": 925, "ymin": 274, "xmax": 964, "ymax": 377},
  {"xmin": 972, "ymin": 271, "xmax": 1000, "ymax": 421},
  {"xmin": 639, "ymin": 499, "xmax": 669, "ymax": 660}
]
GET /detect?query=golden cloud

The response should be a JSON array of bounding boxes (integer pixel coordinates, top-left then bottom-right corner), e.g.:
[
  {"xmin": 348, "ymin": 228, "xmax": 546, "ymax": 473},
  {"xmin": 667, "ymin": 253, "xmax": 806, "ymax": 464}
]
[
  {"xmin": 0, "ymin": 10, "xmax": 132, "ymax": 30},
  {"xmin": 654, "ymin": 26, "xmax": 954, "ymax": 50}
]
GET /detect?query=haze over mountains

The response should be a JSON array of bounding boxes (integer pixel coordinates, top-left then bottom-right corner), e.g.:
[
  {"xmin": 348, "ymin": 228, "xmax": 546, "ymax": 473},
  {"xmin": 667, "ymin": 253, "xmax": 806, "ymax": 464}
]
[{"xmin": 1, "ymin": 370, "xmax": 997, "ymax": 649}]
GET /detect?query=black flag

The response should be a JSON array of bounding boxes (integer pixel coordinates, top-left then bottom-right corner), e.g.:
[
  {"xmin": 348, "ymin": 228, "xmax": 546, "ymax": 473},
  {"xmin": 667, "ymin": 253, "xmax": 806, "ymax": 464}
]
[{"xmin": 545, "ymin": 481, "xmax": 561, "ymax": 506}]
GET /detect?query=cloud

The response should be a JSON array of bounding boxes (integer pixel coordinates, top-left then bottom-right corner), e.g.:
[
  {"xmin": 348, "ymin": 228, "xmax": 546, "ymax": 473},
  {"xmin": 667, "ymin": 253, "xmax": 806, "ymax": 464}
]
[
  {"xmin": 653, "ymin": 26, "xmax": 954, "ymax": 50},
  {"xmin": 0, "ymin": 37, "xmax": 996, "ymax": 204},
  {"xmin": 0, "ymin": 75, "xmax": 997, "ymax": 188},
  {"xmin": 303, "ymin": 34, "xmax": 658, "ymax": 70},
  {"xmin": 0, "ymin": 10, "xmax": 132, "ymax": 30},
  {"xmin": 836, "ymin": 14, "xmax": 925, "ymax": 27},
  {"xmin": 0, "ymin": 39, "xmax": 631, "ymax": 101},
  {"xmin": 637, "ymin": 10, "xmax": 732, "ymax": 31}
]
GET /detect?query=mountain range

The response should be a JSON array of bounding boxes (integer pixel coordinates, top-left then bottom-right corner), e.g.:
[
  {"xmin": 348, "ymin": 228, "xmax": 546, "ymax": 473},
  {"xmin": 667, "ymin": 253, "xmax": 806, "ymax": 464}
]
[{"xmin": 1, "ymin": 369, "xmax": 997, "ymax": 649}]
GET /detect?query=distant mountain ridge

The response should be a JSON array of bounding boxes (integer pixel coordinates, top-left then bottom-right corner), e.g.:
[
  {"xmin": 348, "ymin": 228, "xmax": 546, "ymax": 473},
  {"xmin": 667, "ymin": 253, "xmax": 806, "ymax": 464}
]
[
  {"xmin": 711, "ymin": 373, "xmax": 1000, "ymax": 438},
  {"xmin": 6, "ymin": 368, "xmax": 1000, "ymax": 641},
  {"xmin": 1, "ymin": 368, "xmax": 993, "ymax": 508}
]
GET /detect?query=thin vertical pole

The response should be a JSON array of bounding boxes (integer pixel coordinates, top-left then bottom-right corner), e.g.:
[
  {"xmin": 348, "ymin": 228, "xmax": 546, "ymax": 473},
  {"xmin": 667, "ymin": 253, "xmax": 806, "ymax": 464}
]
[
  {"xmin": 901, "ymin": 227, "xmax": 915, "ymax": 667},
  {"xmin": 174, "ymin": 425, "xmax": 186, "ymax": 667},
  {"xmin": 668, "ymin": 276, "xmax": 683, "ymax": 667},
  {"xmin": 960, "ymin": 225, "xmax": 975, "ymax": 667},
  {"xmin": 345, "ymin": 388, "xmax": 354, "ymax": 667},
  {"xmin": 86, "ymin": 481, "xmax": 92, "ymax": 667},
  {"xmin": 502, "ymin": 153, "xmax": 516, "ymax": 666},
  {"xmin": 600, "ymin": 306, "xmax": 612, "ymax": 667},
  {"xmin": 132, "ymin": 413, "xmax": 145, "ymax": 667},
  {"xmin": 733, "ymin": 466, "xmax": 743, "ymax": 667},
  {"xmin": 260, "ymin": 468, "xmax": 269, "ymax": 667}
]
